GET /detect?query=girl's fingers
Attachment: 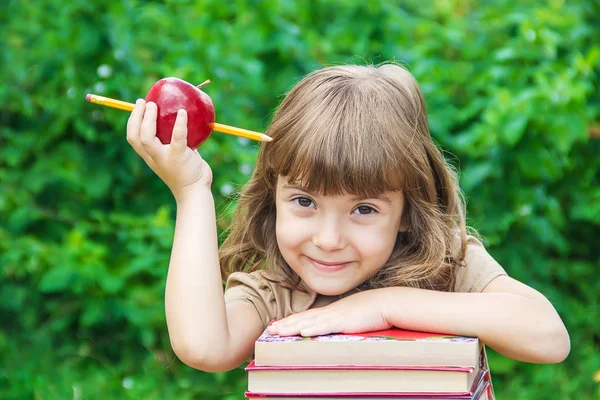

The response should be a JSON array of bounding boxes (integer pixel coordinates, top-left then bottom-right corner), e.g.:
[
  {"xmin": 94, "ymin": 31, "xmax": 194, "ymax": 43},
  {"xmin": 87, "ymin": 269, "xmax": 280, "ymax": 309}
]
[
  {"xmin": 169, "ymin": 109, "xmax": 188, "ymax": 155},
  {"xmin": 126, "ymin": 99, "xmax": 146, "ymax": 149},
  {"xmin": 269, "ymin": 313, "xmax": 305, "ymax": 333},
  {"xmin": 299, "ymin": 324, "xmax": 331, "ymax": 337},
  {"xmin": 303, "ymin": 314, "xmax": 340, "ymax": 337},
  {"xmin": 139, "ymin": 102, "xmax": 163, "ymax": 159},
  {"xmin": 127, "ymin": 99, "xmax": 156, "ymax": 166},
  {"xmin": 276, "ymin": 314, "xmax": 319, "ymax": 336}
]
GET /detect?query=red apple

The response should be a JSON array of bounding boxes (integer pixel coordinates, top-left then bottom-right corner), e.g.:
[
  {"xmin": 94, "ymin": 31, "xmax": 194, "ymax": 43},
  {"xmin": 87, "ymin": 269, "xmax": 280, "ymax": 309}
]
[{"xmin": 144, "ymin": 77, "xmax": 215, "ymax": 149}]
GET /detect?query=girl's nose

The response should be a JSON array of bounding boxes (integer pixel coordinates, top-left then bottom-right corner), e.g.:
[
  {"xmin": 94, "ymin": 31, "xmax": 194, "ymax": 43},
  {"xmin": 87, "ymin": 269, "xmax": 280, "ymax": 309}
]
[{"xmin": 312, "ymin": 217, "xmax": 345, "ymax": 251}]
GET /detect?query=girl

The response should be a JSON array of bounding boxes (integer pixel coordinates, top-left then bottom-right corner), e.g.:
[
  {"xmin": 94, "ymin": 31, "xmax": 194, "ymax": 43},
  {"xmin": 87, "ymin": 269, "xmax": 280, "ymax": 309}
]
[{"xmin": 126, "ymin": 63, "xmax": 570, "ymax": 373}]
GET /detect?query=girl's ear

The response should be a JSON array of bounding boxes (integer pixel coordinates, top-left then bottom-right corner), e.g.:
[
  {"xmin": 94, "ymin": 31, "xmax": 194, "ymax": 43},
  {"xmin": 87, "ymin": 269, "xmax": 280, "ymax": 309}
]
[{"xmin": 398, "ymin": 223, "xmax": 409, "ymax": 233}]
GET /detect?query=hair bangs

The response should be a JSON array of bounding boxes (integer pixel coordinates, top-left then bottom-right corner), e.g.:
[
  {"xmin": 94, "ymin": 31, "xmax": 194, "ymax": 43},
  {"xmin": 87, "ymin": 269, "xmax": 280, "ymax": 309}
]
[{"xmin": 266, "ymin": 84, "xmax": 407, "ymax": 197}]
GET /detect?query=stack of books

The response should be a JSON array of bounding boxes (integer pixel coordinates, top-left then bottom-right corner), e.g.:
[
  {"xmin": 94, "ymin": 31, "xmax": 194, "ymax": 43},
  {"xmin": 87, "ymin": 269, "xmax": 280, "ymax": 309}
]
[{"xmin": 244, "ymin": 327, "xmax": 495, "ymax": 400}]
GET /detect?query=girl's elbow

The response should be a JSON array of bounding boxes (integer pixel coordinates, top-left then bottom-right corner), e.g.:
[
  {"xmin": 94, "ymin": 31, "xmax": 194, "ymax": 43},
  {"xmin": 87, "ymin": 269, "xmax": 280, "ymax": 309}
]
[
  {"xmin": 549, "ymin": 326, "xmax": 571, "ymax": 363},
  {"xmin": 170, "ymin": 339, "xmax": 235, "ymax": 372},
  {"xmin": 536, "ymin": 323, "xmax": 570, "ymax": 364}
]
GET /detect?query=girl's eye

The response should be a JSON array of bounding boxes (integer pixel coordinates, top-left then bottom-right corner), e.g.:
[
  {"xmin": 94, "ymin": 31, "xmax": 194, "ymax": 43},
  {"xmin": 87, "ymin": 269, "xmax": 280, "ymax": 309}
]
[
  {"xmin": 354, "ymin": 205, "xmax": 376, "ymax": 215},
  {"xmin": 293, "ymin": 197, "xmax": 315, "ymax": 208}
]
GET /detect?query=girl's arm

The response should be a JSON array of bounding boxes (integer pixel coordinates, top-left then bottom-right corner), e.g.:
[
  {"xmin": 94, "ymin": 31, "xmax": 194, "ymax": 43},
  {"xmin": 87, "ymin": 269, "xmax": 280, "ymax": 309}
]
[
  {"xmin": 269, "ymin": 276, "xmax": 570, "ymax": 364},
  {"xmin": 127, "ymin": 100, "xmax": 264, "ymax": 372},
  {"xmin": 166, "ymin": 187, "xmax": 264, "ymax": 371},
  {"xmin": 379, "ymin": 275, "xmax": 570, "ymax": 364}
]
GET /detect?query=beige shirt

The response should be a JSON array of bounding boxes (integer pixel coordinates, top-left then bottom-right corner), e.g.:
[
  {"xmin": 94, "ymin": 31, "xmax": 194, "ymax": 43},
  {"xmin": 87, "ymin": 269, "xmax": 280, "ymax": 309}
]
[{"xmin": 224, "ymin": 236, "xmax": 506, "ymax": 329}]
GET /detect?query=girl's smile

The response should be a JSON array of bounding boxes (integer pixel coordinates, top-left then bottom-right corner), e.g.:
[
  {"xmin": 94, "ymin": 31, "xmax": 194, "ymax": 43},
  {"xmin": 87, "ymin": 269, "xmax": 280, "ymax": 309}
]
[
  {"xmin": 275, "ymin": 176, "xmax": 406, "ymax": 296},
  {"xmin": 305, "ymin": 256, "xmax": 353, "ymax": 273}
]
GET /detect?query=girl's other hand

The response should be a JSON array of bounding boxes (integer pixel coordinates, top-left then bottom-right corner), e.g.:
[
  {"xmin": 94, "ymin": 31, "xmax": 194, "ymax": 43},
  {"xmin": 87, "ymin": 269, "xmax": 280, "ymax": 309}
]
[
  {"xmin": 267, "ymin": 289, "xmax": 392, "ymax": 337},
  {"xmin": 127, "ymin": 100, "xmax": 213, "ymax": 200}
]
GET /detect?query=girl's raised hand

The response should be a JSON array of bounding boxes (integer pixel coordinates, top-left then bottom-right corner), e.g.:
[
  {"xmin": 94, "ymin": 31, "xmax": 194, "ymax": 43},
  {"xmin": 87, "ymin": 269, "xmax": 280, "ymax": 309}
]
[
  {"xmin": 127, "ymin": 100, "xmax": 213, "ymax": 199},
  {"xmin": 267, "ymin": 289, "xmax": 393, "ymax": 337}
]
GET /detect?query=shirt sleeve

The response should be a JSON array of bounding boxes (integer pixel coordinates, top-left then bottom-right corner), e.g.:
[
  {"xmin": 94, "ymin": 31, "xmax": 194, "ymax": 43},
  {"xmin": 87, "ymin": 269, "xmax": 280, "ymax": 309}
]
[
  {"xmin": 224, "ymin": 270, "xmax": 317, "ymax": 328},
  {"xmin": 454, "ymin": 236, "xmax": 507, "ymax": 293}
]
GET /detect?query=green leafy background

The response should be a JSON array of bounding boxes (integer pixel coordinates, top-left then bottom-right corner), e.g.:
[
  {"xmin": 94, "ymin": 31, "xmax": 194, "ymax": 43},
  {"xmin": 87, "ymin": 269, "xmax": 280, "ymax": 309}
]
[{"xmin": 1, "ymin": 1, "xmax": 599, "ymax": 399}]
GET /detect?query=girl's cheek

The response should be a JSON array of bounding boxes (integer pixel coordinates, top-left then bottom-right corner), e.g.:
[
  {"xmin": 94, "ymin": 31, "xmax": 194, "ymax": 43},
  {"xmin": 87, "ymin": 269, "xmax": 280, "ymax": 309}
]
[
  {"xmin": 276, "ymin": 209, "xmax": 309, "ymax": 244},
  {"xmin": 277, "ymin": 219, "xmax": 311, "ymax": 242},
  {"xmin": 352, "ymin": 225, "xmax": 397, "ymax": 254},
  {"xmin": 277, "ymin": 206, "xmax": 312, "ymax": 231}
]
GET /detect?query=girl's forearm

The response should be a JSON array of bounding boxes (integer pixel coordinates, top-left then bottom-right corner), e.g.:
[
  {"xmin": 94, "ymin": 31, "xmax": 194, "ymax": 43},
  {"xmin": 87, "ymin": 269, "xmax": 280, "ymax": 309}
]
[
  {"xmin": 165, "ymin": 186, "xmax": 231, "ymax": 362},
  {"xmin": 379, "ymin": 287, "xmax": 570, "ymax": 364}
]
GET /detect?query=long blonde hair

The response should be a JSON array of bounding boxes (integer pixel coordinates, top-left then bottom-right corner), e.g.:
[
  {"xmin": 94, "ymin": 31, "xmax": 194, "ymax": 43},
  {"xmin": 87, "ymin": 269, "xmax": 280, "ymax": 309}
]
[{"xmin": 219, "ymin": 63, "xmax": 467, "ymax": 292}]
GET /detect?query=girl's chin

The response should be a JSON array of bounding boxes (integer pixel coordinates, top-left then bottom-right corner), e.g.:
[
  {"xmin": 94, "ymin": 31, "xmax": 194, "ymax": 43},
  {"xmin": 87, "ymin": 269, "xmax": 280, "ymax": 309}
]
[{"xmin": 303, "ymin": 279, "xmax": 354, "ymax": 297}]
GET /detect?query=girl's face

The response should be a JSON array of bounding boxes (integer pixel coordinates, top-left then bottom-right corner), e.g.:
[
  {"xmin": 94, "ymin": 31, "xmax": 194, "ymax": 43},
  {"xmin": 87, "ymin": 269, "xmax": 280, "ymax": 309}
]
[{"xmin": 275, "ymin": 176, "xmax": 406, "ymax": 296}]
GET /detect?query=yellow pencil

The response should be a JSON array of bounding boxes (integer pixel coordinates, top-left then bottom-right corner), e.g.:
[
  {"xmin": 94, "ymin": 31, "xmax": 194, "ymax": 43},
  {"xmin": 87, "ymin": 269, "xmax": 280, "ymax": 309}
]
[{"xmin": 85, "ymin": 93, "xmax": 272, "ymax": 142}]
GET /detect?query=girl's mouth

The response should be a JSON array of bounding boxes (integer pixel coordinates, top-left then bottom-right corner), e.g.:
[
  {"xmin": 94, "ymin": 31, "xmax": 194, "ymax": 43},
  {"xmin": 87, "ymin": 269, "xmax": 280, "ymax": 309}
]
[{"xmin": 307, "ymin": 257, "xmax": 352, "ymax": 272}]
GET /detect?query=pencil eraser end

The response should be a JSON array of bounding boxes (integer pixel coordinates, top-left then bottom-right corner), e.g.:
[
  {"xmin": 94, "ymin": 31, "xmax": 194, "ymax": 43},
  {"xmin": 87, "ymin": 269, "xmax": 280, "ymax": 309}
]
[{"xmin": 85, "ymin": 94, "xmax": 92, "ymax": 102}]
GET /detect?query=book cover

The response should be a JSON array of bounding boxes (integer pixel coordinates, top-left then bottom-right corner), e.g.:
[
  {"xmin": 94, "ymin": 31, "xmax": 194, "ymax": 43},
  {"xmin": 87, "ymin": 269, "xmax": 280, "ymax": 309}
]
[
  {"xmin": 255, "ymin": 327, "xmax": 480, "ymax": 368},
  {"xmin": 244, "ymin": 369, "xmax": 490, "ymax": 399},
  {"xmin": 246, "ymin": 359, "xmax": 483, "ymax": 394},
  {"xmin": 479, "ymin": 347, "xmax": 495, "ymax": 400}
]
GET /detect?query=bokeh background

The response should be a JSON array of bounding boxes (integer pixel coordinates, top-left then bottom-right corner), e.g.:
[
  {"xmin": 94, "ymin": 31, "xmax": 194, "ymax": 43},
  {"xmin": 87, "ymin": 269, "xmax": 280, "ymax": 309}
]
[{"xmin": 1, "ymin": 0, "xmax": 599, "ymax": 399}]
